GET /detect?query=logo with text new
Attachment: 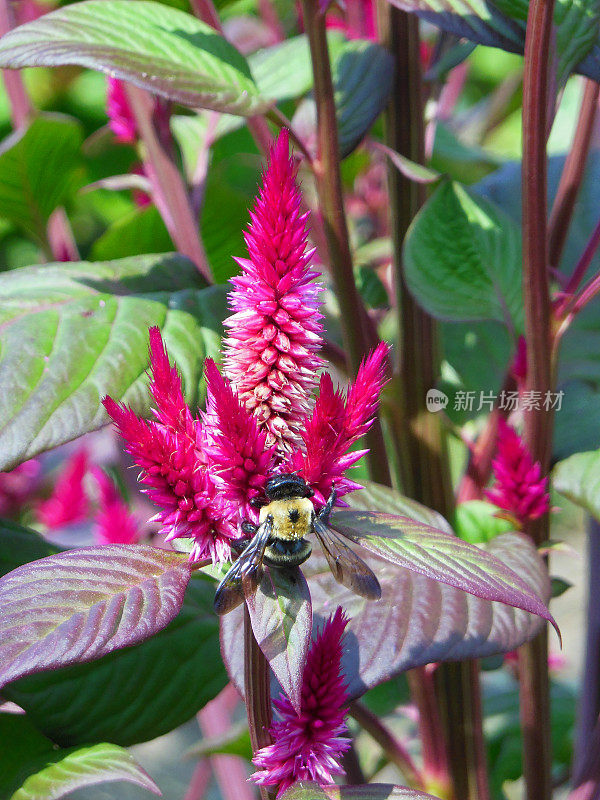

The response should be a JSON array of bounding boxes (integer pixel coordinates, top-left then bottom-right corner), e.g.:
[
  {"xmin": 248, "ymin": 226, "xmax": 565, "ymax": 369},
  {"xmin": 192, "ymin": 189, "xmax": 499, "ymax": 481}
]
[{"xmin": 426, "ymin": 389, "xmax": 448, "ymax": 413}]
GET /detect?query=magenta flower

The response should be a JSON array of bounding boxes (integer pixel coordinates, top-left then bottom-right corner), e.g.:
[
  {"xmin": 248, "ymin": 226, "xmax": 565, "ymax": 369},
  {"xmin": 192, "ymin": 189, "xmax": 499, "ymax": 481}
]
[
  {"xmin": 286, "ymin": 342, "xmax": 389, "ymax": 506},
  {"xmin": 251, "ymin": 607, "xmax": 350, "ymax": 795},
  {"xmin": 484, "ymin": 419, "xmax": 550, "ymax": 528},
  {"xmin": 106, "ymin": 77, "xmax": 138, "ymax": 144},
  {"xmin": 103, "ymin": 330, "xmax": 237, "ymax": 563},
  {"xmin": 0, "ymin": 459, "xmax": 40, "ymax": 517},
  {"xmin": 104, "ymin": 130, "xmax": 389, "ymax": 565},
  {"xmin": 36, "ymin": 449, "xmax": 90, "ymax": 529},
  {"xmin": 223, "ymin": 129, "xmax": 324, "ymax": 452},
  {"xmin": 92, "ymin": 468, "xmax": 141, "ymax": 545}
]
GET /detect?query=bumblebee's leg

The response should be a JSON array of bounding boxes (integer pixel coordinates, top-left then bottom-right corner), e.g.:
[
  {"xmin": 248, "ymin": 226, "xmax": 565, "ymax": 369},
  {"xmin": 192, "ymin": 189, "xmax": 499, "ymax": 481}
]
[
  {"xmin": 241, "ymin": 520, "xmax": 258, "ymax": 535},
  {"xmin": 317, "ymin": 486, "xmax": 337, "ymax": 523}
]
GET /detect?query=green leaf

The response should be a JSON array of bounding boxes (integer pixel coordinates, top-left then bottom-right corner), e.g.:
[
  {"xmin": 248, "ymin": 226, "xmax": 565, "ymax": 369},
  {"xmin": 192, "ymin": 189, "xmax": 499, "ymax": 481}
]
[
  {"xmin": 249, "ymin": 35, "xmax": 314, "ymax": 102},
  {"xmin": 0, "ymin": 519, "xmax": 60, "ymax": 576},
  {"xmin": 292, "ymin": 38, "xmax": 394, "ymax": 158},
  {"xmin": 4, "ymin": 573, "xmax": 227, "ymax": 747},
  {"xmin": 375, "ymin": 143, "xmax": 442, "ymax": 184},
  {"xmin": 551, "ymin": 576, "xmax": 572, "ymax": 598},
  {"xmin": 0, "ymin": 715, "xmax": 159, "ymax": 799},
  {"xmin": 454, "ymin": 500, "xmax": 514, "ymax": 544},
  {"xmin": 0, "ymin": 255, "xmax": 226, "ymax": 470},
  {"xmin": 553, "ymin": 449, "xmax": 600, "ymax": 521},
  {"xmin": 0, "ymin": 114, "xmax": 82, "ymax": 247},
  {"xmin": 186, "ymin": 720, "xmax": 252, "ymax": 760},
  {"xmin": 91, "ymin": 205, "xmax": 173, "ymax": 261},
  {"xmin": 403, "ymin": 180, "xmax": 523, "ymax": 331},
  {"xmin": 0, "ymin": 0, "xmax": 267, "ymax": 116}
]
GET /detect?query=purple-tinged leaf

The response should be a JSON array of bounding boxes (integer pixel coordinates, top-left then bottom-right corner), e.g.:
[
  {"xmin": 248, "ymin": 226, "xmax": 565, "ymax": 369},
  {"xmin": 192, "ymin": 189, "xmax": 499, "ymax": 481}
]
[
  {"xmin": 373, "ymin": 142, "xmax": 442, "ymax": 184},
  {"xmin": 280, "ymin": 781, "xmax": 439, "ymax": 799},
  {"xmin": 247, "ymin": 567, "xmax": 312, "ymax": 714},
  {"xmin": 0, "ymin": 0, "xmax": 266, "ymax": 116},
  {"xmin": 0, "ymin": 545, "xmax": 192, "ymax": 690},
  {"xmin": 221, "ymin": 533, "xmax": 552, "ymax": 700},
  {"xmin": 330, "ymin": 508, "xmax": 558, "ymax": 634}
]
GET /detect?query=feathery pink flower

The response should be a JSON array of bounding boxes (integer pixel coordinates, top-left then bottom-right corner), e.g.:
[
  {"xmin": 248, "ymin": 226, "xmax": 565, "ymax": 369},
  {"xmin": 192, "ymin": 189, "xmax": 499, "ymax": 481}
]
[
  {"xmin": 251, "ymin": 608, "xmax": 350, "ymax": 795},
  {"xmin": 106, "ymin": 77, "xmax": 138, "ymax": 144},
  {"xmin": 203, "ymin": 359, "xmax": 276, "ymax": 520},
  {"xmin": 0, "ymin": 459, "xmax": 41, "ymax": 517},
  {"xmin": 223, "ymin": 130, "xmax": 324, "ymax": 452},
  {"xmin": 287, "ymin": 342, "xmax": 389, "ymax": 506},
  {"xmin": 36, "ymin": 449, "xmax": 89, "ymax": 529},
  {"xmin": 92, "ymin": 467, "xmax": 141, "ymax": 545},
  {"xmin": 103, "ymin": 332, "xmax": 237, "ymax": 563},
  {"xmin": 484, "ymin": 419, "xmax": 550, "ymax": 528}
]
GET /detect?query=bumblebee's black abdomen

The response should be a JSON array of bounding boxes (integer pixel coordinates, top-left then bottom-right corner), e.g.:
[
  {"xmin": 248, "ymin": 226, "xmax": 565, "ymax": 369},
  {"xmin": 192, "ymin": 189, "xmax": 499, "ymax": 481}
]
[{"xmin": 263, "ymin": 538, "xmax": 312, "ymax": 568}]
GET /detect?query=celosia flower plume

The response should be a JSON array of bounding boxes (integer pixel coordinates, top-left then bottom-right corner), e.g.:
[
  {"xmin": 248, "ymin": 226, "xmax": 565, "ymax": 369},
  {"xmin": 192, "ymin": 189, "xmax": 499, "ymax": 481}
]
[
  {"xmin": 223, "ymin": 129, "xmax": 324, "ymax": 452},
  {"xmin": 0, "ymin": 459, "xmax": 40, "ymax": 518},
  {"xmin": 484, "ymin": 419, "xmax": 550, "ymax": 528},
  {"xmin": 106, "ymin": 77, "xmax": 137, "ymax": 144},
  {"xmin": 103, "ymin": 130, "xmax": 389, "ymax": 563},
  {"xmin": 92, "ymin": 467, "xmax": 140, "ymax": 545},
  {"xmin": 251, "ymin": 608, "xmax": 350, "ymax": 795},
  {"xmin": 36, "ymin": 449, "xmax": 89, "ymax": 529}
]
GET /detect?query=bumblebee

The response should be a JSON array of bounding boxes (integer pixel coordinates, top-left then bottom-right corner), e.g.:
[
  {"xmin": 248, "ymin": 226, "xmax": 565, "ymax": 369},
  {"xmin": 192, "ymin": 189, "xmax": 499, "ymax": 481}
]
[{"xmin": 213, "ymin": 473, "xmax": 381, "ymax": 615}]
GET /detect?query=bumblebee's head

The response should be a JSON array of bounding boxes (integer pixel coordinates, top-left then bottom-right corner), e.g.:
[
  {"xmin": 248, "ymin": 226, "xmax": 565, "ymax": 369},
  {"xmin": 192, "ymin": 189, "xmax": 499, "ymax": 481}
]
[{"xmin": 265, "ymin": 473, "xmax": 313, "ymax": 501}]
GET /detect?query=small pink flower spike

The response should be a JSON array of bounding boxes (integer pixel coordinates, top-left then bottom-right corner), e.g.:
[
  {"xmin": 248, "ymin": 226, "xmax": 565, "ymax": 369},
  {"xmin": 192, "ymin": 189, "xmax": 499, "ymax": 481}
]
[
  {"xmin": 106, "ymin": 77, "xmax": 137, "ymax": 144},
  {"xmin": 92, "ymin": 467, "xmax": 141, "ymax": 545},
  {"xmin": 103, "ymin": 329, "xmax": 237, "ymax": 562},
  {"xmin": 223, "ymin": 129, "xmax": 324, "ymax": 452},
  {"xmin": 289, "ymin": 341, "xmax": 390, "ymax": 506},
  {"xmin": 203, "ymin": 359, "xmax": 276, "ymax": 520},
  {"xmin": 0, "ymin": 459, "xmax": 40, "ymax": 517},
  {"xmin": 36, "ymin": 449, "xmax": 90, "ymax": 529},
  {"xmin": 251, "ymin": 607, "xmax": 351, "ymax": 796},
  {"xmin": 484, "ymin": 418, "xmax": 550, "ymax": 528}
]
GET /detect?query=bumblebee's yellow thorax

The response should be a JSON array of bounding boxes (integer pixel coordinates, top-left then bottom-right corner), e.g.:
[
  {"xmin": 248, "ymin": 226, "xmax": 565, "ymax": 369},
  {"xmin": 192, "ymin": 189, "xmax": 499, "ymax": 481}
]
[{"xmin": 259, "ymin": 497, "xmax": 314, "ymax": 541}]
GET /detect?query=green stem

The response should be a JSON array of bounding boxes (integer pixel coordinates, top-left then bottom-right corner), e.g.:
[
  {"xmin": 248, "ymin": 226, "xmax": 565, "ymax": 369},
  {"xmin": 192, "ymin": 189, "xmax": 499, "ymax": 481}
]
[
  {"xmin": 243, "ymin": 606, "xmax": 275, "ymax": 800},
  {"xmin": 520, "ymin": 0, "xmax": 556, "ymax": 794}
]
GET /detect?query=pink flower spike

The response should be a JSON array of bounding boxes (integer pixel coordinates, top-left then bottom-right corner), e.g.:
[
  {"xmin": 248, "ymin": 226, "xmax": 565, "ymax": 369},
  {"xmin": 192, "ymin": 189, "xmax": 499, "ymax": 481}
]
[
  {"xmin": 289, "ymin": 341, "xmax": 390, "ymax": 505},
  {"xmin": 203, "ymin": 359, "xmax": 275, "ymax": 520},
  {"xmin": 0, "ymin": 459, "xmax": 41, "ymax": 517},
  {"xmin": 223, "ymin": 129, "xmax": 325, "ymax": 452},
  {"xmin": 106, "ymin": 77, "xmax": 137, "ymax": 144},
  {"xmin": 251, "ymin": 607, "xmax": 351, "ymax": 796},
  {"xmin": 92, "ymin": 467, "xmax": 141, "ymax": 545},
  {"xmin": 484, "ymin": 419, "xmax": 550, "ymax": 528},
  {"xmin": 147, "ymin": 326, "xmax": 195, "ymax": 440},
  {"xmin": 102, "ymin": 395, "xmax": 236, "ymax": 563},
  {"xmin": 36, "ymin": 449, "xmax": 90, "ymax": 529}
]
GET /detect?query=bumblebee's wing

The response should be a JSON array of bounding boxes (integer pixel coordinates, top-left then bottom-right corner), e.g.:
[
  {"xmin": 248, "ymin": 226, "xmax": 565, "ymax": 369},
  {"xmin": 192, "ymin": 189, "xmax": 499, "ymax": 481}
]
[
  {"xmin": 213, "ymin": 518, "xmax": 273, "ymax": 616},
  {"xmin": 313, "ymin": 517, "xmax": 381, "ymax": 600}
]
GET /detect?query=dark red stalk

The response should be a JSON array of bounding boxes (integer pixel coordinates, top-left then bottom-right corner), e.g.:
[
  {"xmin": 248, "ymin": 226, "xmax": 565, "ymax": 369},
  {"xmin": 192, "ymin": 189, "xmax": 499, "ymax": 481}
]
[
  {"xmin": 244, "ymin": 606, "xmax": 275, "ymax": 800},
  {"xmin": 299, "ymin": 0, "xmax": 390, "ymax": 487},
  {"xmin": 124, "ymin": 85, "xmax": 212, "ymax": 281},
  {"xmin": 374, "ymin": 4, "xmax": 490, "ymax": 799},
  {"xmin": 548, "ymin": 79, "xmax": 599, "ymax": 270},
  {"xmin": 349, "ymin": 701, "xmax": 425, "ymax": 788},
  {"xmin": 520, "ymin": 0, "xmax": 556, "ymax": 794}
]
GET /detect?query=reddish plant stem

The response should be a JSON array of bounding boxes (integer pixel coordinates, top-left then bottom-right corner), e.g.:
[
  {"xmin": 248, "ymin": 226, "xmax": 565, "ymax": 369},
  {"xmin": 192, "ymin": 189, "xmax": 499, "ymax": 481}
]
[
  {"xmin": 0, "ymin": 0, "xmax": 32, "ymax": 128},
  {"xmin": 299, "ymin": 0, "xmax": 390, "ymax": 487},
  {"xmin": 47, "ymin": 207, "xmax": 80, "ymax": 263},
  {"xmin": 198, "ymin": 685, "xmax": 254, "ymax": 800},
  {"xmin": 341, "ymin": 741, "xmax": 367, "ymax": 784},
  {"xmin": 555, "ymin": 216, "xmax": 600, "ymax": 320},
  {"xmin": 569, "ymin": 712, "xmax": 600, "ymax": 800},
  {"xmin": 374, "ymin": 4, "xmax": 489, "ymax": 800},
  {"xmin": 349, "ymin": 700, "xmax": 425, "ymax": 788},
  {"xmin": 520, "ymin": 0, "xmax": 556, "ymax": 795},
  {"xmin": 548, "ymin": 79, "xmax": 599, "ymax": 270},
  {"xmin": 124, "ymin": 85, "xmax": 212, "ymax": 281},
  {"xmin": 183, "ymin": 760, "xmax": 212, "ymax": 800},
  {"xmin": 244, "ymin": 605, "xmax": 274, "ymax": 800}
]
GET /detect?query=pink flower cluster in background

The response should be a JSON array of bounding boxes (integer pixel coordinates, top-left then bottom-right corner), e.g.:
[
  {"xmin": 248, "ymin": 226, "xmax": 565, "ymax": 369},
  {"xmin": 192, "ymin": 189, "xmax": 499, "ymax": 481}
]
[{"xmin": 485, "ymin": 418, "xmax": 550, "ymax": 528}]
